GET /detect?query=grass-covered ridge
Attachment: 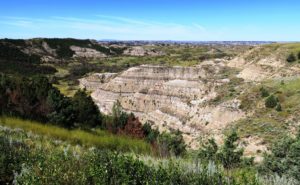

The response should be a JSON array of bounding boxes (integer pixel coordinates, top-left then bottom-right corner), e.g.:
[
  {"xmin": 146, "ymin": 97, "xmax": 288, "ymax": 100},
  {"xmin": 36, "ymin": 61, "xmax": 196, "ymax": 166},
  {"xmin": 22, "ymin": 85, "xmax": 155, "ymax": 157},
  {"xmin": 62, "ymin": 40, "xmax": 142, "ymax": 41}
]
[
  {"xmin": 0, "ymin": 117, "xmax": 151, "ymax": 154},
  {"xmin": 230, "ymin": 78, "xmax": 300, "ymax": 144}
]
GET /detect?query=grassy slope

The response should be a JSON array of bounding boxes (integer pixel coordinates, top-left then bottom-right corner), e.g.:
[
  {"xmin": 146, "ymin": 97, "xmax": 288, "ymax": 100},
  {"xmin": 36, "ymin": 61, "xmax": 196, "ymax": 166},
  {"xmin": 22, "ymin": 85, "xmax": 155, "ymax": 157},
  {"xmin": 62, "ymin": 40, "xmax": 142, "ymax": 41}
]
[
  {"xmin": 244, "ymin": 42, "xmax": 300, "ymax": 63},
  {"xmin": 0, "ymin": 118, "xmax": 293, "ymax": 185},
  {"xmin": 0, "ymin": 117, "xmax": 151, "ymax": 154},
  {"xmin": 229, "ymin": 78, "xmax": 300, "ymax": 144}
]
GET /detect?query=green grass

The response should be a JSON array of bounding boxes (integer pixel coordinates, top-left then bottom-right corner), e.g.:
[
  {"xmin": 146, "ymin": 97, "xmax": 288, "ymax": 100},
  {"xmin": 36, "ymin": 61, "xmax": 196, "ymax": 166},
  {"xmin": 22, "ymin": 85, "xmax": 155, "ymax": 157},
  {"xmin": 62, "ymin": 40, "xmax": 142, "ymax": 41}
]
[
  {"xmin": 0, "ymin": 117, "xmax": 152, "ymax": 154},
  {"xmin": 265, "ymin": 78, "xmax": 300, "ymax": 113},
  {"xmin": 230, "ymin": 78, "xmax": 300, "ymax": 144},
  {"xmin": 53, "ymin": 80, "xmax": 79, "ymax": 97}
]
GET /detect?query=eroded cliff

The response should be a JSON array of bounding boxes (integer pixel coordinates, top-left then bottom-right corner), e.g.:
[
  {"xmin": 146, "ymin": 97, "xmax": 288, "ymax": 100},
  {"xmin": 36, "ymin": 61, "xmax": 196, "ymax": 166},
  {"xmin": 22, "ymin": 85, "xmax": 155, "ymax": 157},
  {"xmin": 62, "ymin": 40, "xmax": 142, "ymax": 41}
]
[{"xmin": 80, "ymin": 64, "xmax": 245, "ymax": 149}]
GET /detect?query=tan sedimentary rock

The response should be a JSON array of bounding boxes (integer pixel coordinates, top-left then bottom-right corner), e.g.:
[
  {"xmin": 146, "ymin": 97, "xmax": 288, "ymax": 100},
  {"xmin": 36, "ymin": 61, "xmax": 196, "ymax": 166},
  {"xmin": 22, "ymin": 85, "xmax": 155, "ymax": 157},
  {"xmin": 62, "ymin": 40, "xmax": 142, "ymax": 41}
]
[
  {"xmin": 80, "ymin": 64, "xmax": 245, "ymax": 148},
  {"xmin": 124, "ymin": 46, "xmax": 164, "ymax": 56},
  {"xmin": 70, "ymin": 46, "xmax": 106, "ymax": 58}
]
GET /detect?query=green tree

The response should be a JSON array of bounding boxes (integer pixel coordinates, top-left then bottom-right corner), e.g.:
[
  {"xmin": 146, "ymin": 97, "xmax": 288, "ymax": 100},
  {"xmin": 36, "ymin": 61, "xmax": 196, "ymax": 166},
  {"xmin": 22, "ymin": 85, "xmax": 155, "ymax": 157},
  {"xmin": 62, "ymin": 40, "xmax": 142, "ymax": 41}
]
[
  {"xmin": 32, "ymin": 76, "xmax": 52, "ymax": 100},
  {"xmin": 217, "ymin": 130, "xmax": 243, "ymax": 169},
  {"xmin": 109, "ymin": 101, "xmax": 128, "ymax": 133},
  {"xmin": 142, "ymin": 122, "xmax": 159, "ymax": 143},
  {"xmin": 47, "ymin": 88, "xmax": 75, "ymax": 128},
  {"xmin": 198, "ymin": 138, "xmax": 218, "ymax": 161},
  {"xmin": 287, "ymin": 53, "xmax": 296, "ymax": 63},
  {"xmin": 265, "ymin": 95, "xmax": 278, "ymax": 108},
  {"xmin": 259, "ymin": 133, "xmax": 300, "ymax": 181},
  {"xmin": 298, "ymin": 51, "xmax": 300, "ymax": 60},
  {"xmin": 72, "ymin": 89, "xmax": 102, "ymax": 128},
  {"xmin": 158, "ymin": 130, "xmax": 186, "ymax": 157}
]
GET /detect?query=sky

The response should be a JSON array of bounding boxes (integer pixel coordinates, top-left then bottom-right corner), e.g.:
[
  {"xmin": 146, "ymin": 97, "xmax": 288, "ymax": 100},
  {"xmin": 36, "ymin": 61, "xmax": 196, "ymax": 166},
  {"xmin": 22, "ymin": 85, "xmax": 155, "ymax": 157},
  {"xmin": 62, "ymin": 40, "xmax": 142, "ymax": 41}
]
[{"xmin": 0, "ymin": 0, "xmax": 299, "ymax": 41}]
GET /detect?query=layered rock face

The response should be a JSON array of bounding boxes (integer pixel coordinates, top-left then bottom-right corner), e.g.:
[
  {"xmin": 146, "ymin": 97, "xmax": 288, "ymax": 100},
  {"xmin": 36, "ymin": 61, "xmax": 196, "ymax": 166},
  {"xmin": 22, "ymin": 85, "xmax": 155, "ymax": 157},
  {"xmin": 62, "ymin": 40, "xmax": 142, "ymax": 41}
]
[
  {"xmin": 80, "ymin": 65, "xmax": 245, "ymax": 148},
  {"xmin": 70, "ymin": 46, "xmax": 107, "ymax": 58},
  {"xmin": 124, "ymin": 46, "xmax": 165, "ymax": 56}
]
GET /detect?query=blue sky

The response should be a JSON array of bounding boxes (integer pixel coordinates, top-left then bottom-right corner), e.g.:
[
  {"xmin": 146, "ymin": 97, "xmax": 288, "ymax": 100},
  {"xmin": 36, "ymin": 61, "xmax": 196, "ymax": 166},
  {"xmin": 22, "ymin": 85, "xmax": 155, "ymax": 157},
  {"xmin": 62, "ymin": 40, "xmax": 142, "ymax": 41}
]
[{"xmin": 0, "ymin": 0, "xmax": 299, "ymax": 41}]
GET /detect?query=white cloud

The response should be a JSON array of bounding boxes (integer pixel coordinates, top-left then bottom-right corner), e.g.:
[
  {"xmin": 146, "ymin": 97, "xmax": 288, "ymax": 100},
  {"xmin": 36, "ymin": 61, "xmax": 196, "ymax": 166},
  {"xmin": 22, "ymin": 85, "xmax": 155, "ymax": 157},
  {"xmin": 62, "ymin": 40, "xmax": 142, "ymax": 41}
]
[{"xmin": 0, "ymin": 15, "xmax": 212, "ymax": 40}]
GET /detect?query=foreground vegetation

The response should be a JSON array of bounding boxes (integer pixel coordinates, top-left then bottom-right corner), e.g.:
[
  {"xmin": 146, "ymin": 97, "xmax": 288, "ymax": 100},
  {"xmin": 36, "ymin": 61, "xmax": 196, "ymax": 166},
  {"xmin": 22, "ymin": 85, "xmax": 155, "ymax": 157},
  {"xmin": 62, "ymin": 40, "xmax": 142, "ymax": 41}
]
[
  {"xmin": 1, "ymin": 124, "xmax": 298, "ymax": 185},
  {"xmin": 0, "ymin": 117, "xmax": 151, "ymax": 154}
]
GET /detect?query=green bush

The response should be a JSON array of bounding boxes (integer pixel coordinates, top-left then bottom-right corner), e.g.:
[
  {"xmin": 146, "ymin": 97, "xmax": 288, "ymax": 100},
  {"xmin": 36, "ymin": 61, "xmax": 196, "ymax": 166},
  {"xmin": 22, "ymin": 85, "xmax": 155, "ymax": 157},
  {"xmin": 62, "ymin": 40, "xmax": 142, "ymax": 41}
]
[
  {"xmin": 198, "ymin": 138, "xmax": 218, "ymax": 161},
  {"xmin": 198, "ymin": 131, "xmax": 251, "ymax": 169},
  {"xmin": 259, "ymin": 132, "xmax": 300, "ymax": 182},
  {"xmin": 217, "ymin": 131, "xmax": 244, "ymax": 169},
  {"xmin": 275, "ymin": 103, "xmax": 282, "ymax": 112},
  {"xmin": 0, "ymin": 136, "xmax": 28, "ymax": 184},
  {"xmin": 157, "ymin": 130, "xmax": 186, "ymax": 157},
  {"xmin": 260, "ymin": 87, "xmax": 269, "ymax": 97},
  {"xmin": 72, "ymin": 89, "xmax": 102, "ymax": 128},
  {"xmin": 265, "ymin": 95, "xmax": 278, "ymax": 108},
  {"xmin": 287, "ymin": 53, "xmax": 296, "ymax": 63},
  {"xmin": 142, "ymin": 122, "xmax": 159, "ymax": 143}
]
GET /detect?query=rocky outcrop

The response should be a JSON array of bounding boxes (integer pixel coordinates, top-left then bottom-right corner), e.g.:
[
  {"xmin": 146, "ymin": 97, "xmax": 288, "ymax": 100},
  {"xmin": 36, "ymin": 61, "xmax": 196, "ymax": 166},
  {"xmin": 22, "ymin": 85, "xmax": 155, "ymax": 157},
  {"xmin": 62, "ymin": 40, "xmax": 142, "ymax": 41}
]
[
  {"xmin": 70, "ymin": 46, "xmax": 106, "ymax": 58},
  {"xmin": 124, "ymin": 46, "xmax": 164, "ymax": 56},
  {"xmin": 81, "ymin": 65, "xmax": 245, "ymax": 148},
  {"xmin": 79, "ymin": 73, "xmax": 117, "ymax": 91},
  {"xmin": 227, "ymin": 46, "xmax": 300, "ymax": 81}
]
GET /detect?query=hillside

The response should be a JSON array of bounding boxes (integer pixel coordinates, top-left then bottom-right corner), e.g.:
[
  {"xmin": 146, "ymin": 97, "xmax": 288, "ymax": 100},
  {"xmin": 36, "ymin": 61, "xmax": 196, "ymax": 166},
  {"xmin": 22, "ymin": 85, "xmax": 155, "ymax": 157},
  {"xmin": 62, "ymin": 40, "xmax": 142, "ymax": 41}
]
[
  {"xmin": 80, "ymin": 42, "xmax": 300, "ymax": 161},
  {"xmin": 1, "ymin": 39, "xmax": 300, "ymax": 184}
]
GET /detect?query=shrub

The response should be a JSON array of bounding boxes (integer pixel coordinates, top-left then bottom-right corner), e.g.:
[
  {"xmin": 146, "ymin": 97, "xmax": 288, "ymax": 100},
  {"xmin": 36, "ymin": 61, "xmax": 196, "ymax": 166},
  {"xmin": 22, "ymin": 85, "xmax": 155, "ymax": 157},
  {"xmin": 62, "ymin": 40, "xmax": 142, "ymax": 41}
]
[
  {"xmin": 287, "ymin": 53, "xmax": 296, "ymax": 63},
  {"xmin": 72, "ymin": 89, "xmax": 102, "ymax": 128},
  {"xmin": 142, "ymin": 122, "xmax": 159, "ymax": 143},
  {"xmin": 298, "ymin": 51, "xmax": 300, "ymax": 60},
  {"xmin": 275, "ymin": 103, "xmax": 282, "ymax": 112},
  {"xmin": 260, "ymin": 87, "xmax": 269, "ymax": 97},
  {"xmin": 197, "ymin": 131, "xmax": 250, "ymax": 169},
  {"xmin": 259, "ymin": 132, "xmax": 300, "ymax": 182},
  {"xmin": 265, "ymin": 95, "xmax": 278, "ymax": 108},
  {"xmin": 198, "ymin": 138, "xmax": 218, "ymax": 161},
  {"xmin": 106, "ymin": 101, "xmax": 129, "ymax": 133},
  {"xmin": 217, "ymin": 130, "xmax": 244, "ymax": 169},
  {"xmin": 158, "ymin": 130, "xmax": 186, "ymax": 157},
  {"xmin": 0, "ymin": 136, "xmax": 28, "ymax": 184}
]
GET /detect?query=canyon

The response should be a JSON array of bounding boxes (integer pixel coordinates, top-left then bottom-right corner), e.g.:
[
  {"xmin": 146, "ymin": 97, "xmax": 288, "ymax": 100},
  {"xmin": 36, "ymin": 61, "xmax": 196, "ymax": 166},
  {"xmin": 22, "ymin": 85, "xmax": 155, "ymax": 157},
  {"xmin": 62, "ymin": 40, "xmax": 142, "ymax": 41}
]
[{"xmin": 80, "ymin": 63, "xmax": 245, "ymax": 149}]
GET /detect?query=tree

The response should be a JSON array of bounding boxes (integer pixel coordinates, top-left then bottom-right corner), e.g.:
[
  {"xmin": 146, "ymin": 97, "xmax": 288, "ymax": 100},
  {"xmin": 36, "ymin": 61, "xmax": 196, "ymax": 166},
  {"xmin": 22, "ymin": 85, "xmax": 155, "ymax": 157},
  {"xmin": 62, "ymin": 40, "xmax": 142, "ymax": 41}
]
[
  {"xmin": 265, "ymin": 95, "xmax": 278, "ymax": 108},
  {"xmin": 287, "ymin": 53, "xmax": 296, "ymax": 63},
  {"xmin": 47, "ymin": 88, "xmax": 75, "ymax": 128},
  {"xmin": 32, "ymin": 76, "xmax": 52, "ymax": 100},
  {"xmin": 198, "ymin": 138, "xmax": 218, "ymax": 161},
  {"xmin": 109, "ymin": 101, "xmax": 128, "ymax": 133},
  {"xmin": 72, "ymin": 89, "xmax": 102, "ymax": 128},
  {"xmin": 298, "ymin": 51, "xmax": 300, "ymax": 60},
  {"xmin": 158, "ymin": 130, "xmax": 186, "ymax": 157},
  {"xmin": 217, "ymin": 130, "xmax": 243, "ymax": 169},
  {"xmin": 142, "ymin": 122, "xmax": 159, "ymax": 143},
  {"xmin": 259, "ymin": 133, "xmax": 300, "ymax": 181}
]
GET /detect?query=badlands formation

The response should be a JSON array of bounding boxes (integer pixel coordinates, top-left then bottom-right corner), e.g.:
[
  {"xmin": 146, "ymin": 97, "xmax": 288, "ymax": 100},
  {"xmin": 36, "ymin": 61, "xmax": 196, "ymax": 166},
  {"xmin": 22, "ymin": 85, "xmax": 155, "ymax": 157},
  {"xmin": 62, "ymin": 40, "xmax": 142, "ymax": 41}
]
[
  {"xmin": 80, "ymin": 43, "xmax": 300, "ymax": 158},
  {"xmin": 80, "ymin": 62, "xmax": 245, "ymax": 149},
  {"xmin": 80, "ymin": 44, "xmax": 300, "ymax": 159}
]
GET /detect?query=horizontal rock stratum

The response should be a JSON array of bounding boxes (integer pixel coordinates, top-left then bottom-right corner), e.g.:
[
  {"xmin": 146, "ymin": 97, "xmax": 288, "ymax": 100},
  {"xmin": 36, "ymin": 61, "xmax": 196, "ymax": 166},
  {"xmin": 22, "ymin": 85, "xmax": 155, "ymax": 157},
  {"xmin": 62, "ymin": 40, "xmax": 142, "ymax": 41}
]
[{"xmin": 80, "ymin": 65, "xmax": 245, "ymax": 149}]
